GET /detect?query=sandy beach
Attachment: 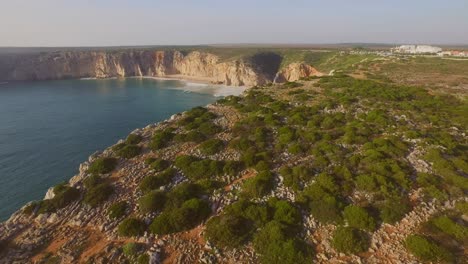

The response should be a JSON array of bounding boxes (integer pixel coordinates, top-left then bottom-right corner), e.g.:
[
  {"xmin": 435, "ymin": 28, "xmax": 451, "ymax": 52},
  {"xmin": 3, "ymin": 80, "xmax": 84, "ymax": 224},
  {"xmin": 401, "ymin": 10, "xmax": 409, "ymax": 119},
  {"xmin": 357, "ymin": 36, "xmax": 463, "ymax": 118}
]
[{"xmin": 139, "ymin": 75, "xmax": 248, "ymax": 97}]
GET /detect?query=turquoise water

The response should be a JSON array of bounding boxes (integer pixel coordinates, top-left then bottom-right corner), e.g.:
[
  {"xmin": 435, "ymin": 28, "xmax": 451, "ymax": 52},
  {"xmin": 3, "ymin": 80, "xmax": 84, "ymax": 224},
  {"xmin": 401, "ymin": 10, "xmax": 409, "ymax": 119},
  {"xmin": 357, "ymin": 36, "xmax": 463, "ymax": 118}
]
[{"xmin": 0, "ymin": 78, "xmax": 217, "ymax": 221}]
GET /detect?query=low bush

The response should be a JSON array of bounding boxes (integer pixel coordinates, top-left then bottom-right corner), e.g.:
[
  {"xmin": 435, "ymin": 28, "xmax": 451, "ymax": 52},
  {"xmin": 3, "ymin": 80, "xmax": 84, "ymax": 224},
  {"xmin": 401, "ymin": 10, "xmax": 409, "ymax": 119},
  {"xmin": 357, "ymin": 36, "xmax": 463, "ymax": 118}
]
[
  {"xmin": 139, "ymin": 168, "xmax": 176, "ymax": 193},
  {"xmin": 148, "ymin": 159, "xmax": 170, "ymax": 172},
  {"xmin": 122, "ymin": 242, "xmax": 140, "ymax": 257},
  {"xmin": 269, "ymin": 199, "xmax": 301, "ymax": 227},
  {"xmin": 199, "ymin": 139, "xmax": 224, "ymax": 155},
  {"xmin": 137, "ymin": 254, "xmax": 150, "ymax": 264},
  {"xmin": 280, "ymin": 166, "xmax": 311, "ymax": 191},
  {"xmin": 253, "ymin": 221, "xmax": 313, "ymax": 264},
  {"xmin": 118, "ymin": 217, "xmax": 146, "ymax": 237},
  {"xmin": 88, "ymin": 157, "xmax": 117, "ymax": 174},
  {"xmin": 117, "ymin": 145, "xmax": 141, "ymax": 159},
  {"xmin": 222, "ymin": 160, "xmax": 244, "ymax": 176},
  {"xmin": 225, "ymin": 200, "xmax": 270, "ymax": 227},
  {"xmin": 331, "ymin": 226, "xmax": 369, "ymax": 254},
  {"xmin": 150, "ymin": 198, "xmax": 211, "ymax": 235},
  {"xmin": 138, "ymin": 191, "xmax": 166, "ymax": 213},
  {"xmin": 343, "ymin": 205, "xmax": 377, "ymax": 231},
  {"xmin": 108, "ymin": 201, "xmax": 127, "ymax": 219},
  {"xmin": 126, "ymin": 134, "xmax": 142, "ymax": 145},
  {"xmin": 205, "ymin": 214, "xmax": 254, "ymax": 248},
  {"xmin": 164, "ymin": 182, "xmax": 203, "ymax": 209},
  {"xmin": 83, "ymin": 183, "xmax": 114, "ymax": 207},
  {"xmin": 242, "ymin": 171, "xmax": 274, "ymax": 198},
  {"xmin": 379, "ymin": 198, "xmax": 411, "ymax": 224},
  {"xmin": 309, "ymin": 197, "xmax": 344, "ymax": 224},
  {"xmin": 174, "ymin": 156, "xmax": 224, "ymax": 180},
  {"xmin": 83, "ymin": 175, "xmax": 102, "ymax": 189},
  {"xmin": 430, "ymin": 216, "xmax": 467, "ymax": 240},
  {"xmin": 150, "ymin": 130, "xmax": 174, "ymax": 150},
  {"xmin": 405, "ymin": 235, "xmax": 453, "ymax": 262},
  {"xmin": 38, "ymin": 184, "xmax": 80, "ymax": 214}
]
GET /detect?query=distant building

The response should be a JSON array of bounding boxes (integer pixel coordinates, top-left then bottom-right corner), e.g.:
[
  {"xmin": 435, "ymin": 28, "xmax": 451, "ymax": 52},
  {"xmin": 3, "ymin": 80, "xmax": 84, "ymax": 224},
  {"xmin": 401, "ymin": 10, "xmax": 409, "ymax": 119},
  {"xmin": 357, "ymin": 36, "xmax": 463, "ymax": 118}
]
[
  {"xmin": 392, "ymin": 45, "xmax": 442, "ymax": 54},
  {"xmin": 438, "ymin": 50, "xmax": 468, "ymax": 57}
]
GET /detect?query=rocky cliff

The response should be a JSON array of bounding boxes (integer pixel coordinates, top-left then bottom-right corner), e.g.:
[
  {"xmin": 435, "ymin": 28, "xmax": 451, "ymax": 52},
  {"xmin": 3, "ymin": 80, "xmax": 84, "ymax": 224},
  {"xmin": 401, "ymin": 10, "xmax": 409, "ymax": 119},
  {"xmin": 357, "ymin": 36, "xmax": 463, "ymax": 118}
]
[
  {"xmin": 0, "ymin": 50, "xmax": 322, "ymax": 86},
  {"xmin": 273, "ymin": 62, "xmax": 324, "ymax": 83}
]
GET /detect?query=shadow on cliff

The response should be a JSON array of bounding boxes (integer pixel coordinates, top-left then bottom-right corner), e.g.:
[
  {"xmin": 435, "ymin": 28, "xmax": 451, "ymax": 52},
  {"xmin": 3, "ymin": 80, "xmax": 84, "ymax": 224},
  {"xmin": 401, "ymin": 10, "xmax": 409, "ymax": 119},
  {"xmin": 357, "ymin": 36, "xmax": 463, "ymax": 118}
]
[{"xmin": 246, "ymin": 52, "xmax": 282, "ymax": 82}]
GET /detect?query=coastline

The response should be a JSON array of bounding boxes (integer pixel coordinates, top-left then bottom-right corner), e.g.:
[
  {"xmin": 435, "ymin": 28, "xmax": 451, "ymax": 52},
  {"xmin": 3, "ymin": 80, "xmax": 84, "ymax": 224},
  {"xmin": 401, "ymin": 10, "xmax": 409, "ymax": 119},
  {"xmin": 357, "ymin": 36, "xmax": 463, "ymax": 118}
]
[
  {"xmin": 1, "ymin": 78, "xmax": 249, "ymax": 223},
  {"xmin": 80, "ymin": 75, "xmax": 249, "ymax": 97}
]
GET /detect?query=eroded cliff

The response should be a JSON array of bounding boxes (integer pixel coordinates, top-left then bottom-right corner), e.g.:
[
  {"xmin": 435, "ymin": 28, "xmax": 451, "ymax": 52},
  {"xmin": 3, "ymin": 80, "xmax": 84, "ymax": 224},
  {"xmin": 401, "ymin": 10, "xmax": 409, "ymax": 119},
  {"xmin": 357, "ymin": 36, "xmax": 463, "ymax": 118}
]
[{"xmin": 0, "ymin": 49, "xmax": 322, "ymax": 86}]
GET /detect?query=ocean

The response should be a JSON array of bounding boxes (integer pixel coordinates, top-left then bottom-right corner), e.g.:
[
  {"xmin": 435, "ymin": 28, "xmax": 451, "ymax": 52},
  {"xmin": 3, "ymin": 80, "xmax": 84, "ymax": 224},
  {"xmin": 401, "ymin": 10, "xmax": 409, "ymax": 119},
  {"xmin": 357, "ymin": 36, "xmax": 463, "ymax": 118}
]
[{"xmin": 0, "ymin": 78, "xmax": 223, "ymax": 220}]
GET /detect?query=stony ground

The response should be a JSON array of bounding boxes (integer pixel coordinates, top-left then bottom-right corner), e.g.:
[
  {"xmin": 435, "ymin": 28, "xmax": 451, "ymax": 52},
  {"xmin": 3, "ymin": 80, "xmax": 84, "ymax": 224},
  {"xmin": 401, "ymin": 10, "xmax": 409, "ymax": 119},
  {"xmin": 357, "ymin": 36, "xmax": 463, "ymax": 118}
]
[{"xmin": 0, "ymin": 77, "xmax": 466, "ymax": 264}]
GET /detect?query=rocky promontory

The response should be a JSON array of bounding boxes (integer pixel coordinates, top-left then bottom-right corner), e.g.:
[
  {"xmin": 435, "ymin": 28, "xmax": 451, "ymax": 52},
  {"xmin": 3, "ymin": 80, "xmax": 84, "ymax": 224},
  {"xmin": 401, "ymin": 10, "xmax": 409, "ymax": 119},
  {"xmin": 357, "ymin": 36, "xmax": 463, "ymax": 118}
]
[{"xmin": 0, "ymin": 74, "xmax": 466, "ymax": 264}]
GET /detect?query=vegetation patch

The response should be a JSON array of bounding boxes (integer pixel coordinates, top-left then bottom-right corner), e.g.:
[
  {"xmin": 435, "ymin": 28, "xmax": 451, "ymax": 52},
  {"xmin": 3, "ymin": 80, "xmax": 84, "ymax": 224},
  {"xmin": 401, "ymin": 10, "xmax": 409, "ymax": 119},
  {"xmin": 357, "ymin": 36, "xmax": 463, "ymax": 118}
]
[
  {"xmin": 118, "ymin": 217, "xmax": 146, "ymax": 237},
  {"xmin": 88, "ymin": 157, "xmax": 117, "ymax": 174}
]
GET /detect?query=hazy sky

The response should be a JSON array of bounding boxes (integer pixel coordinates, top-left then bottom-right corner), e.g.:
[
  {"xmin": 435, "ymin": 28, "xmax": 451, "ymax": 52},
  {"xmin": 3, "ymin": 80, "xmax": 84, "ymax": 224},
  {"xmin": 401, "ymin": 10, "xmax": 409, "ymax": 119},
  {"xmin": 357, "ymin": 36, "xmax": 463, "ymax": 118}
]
[{"xmin": 1, "ymin": 0, "xmax": 467, "ymax": 46}]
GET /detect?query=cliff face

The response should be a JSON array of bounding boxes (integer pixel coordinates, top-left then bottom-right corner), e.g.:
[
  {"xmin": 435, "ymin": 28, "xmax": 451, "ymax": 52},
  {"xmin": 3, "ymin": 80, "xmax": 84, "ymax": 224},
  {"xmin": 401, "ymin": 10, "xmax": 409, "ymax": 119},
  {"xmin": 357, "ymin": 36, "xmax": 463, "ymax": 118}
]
[
  {"xmin": 0, "ymin": 50, "xmax": 321, "ymax": 86},
  {"xmin": 273, "ymin": 62, "xmax": 323, "ymax": 83}
]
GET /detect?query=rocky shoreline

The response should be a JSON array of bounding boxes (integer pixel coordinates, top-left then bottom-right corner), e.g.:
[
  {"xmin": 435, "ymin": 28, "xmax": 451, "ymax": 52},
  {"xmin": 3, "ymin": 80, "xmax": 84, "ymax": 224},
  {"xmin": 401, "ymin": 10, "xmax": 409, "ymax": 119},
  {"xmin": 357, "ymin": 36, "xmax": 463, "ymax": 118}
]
[{"xmin": 0, "ymin": 77, "xmax": 466, "ymax": 264}]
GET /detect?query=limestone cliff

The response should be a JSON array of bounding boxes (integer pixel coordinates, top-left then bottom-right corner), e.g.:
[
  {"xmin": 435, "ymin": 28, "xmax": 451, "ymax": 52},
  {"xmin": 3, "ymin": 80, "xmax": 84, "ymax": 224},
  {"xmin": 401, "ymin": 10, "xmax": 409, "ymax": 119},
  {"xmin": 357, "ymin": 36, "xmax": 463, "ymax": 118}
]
[
  {"xmin": 273, "ymin": 62, "xmax": 323, "ymax": 83},
  {"xmin": 0, "ymin": 50, "xmax": 321, "ymax": 86}
]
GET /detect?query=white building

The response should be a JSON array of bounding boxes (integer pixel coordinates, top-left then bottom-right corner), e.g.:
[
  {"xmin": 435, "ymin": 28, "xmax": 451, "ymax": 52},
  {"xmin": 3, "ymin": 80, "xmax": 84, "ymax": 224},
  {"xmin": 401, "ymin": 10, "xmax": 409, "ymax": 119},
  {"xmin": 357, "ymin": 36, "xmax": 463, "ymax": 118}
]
[{"xmin": 392, "ymin": 45, "xmax": 442, "ymax": 54}]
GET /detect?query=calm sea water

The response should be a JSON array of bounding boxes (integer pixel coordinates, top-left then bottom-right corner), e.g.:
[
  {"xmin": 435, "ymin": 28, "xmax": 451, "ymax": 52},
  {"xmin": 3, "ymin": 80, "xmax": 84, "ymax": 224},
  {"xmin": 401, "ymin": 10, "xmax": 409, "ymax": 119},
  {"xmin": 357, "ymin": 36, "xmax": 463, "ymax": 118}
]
[{"xmin": 0, "ymin": 78, "xmax": 217, "ymax": 221}]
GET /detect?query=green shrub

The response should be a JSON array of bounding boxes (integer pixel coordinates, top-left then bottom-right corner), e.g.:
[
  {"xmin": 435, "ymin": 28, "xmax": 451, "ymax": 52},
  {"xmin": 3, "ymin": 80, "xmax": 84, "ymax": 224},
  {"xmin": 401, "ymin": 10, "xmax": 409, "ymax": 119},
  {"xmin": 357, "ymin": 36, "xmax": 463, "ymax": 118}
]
[
  {"xmin": 23, "ymin": 202, "xmax": 38, "ymax": 215},
  {"xmin": 225, "ymin": 200, "xmax": 270, "ymax": 227},
  {"xmin": 379, "ymin": 198, "xmax": 411, "ymax": 224},
  {"xmin": 118, "ymin": 217, "xmax": 146, "ymax": 237},
  {"xmin": 139, "ymin": 168, "xmax": 176, "ymax": 193},
  {"xmin": 148, "ymin": 159, "xmax": 170, "ymax": 172},
  {"xmin": 405, "ymin": 235, "xmax": 453, "ymax": 262},
  {"xmin": 175, "ymin": 156, "xmax": 224, "ymax": 180},
  {"xmin": 83, "ymin": 175, "xmax": 102, "ymax": 189},
  {"xmin": 242, "ymin": 171, "xmax": 274, "ymax": 198},
  {"xmin": 108, "ymin": 201, "xmax": 127, "ymax": 219},
  {"xmin": 253, "ymin": 221, "xmax": 313, "ymax": 264},
  {"xmin": 302, "ymin": 183, "xmax": 344, "ymax": 224},
  {"xmin": 223, "ymin": 160, "xmax": 244, "ymax": 176},
  {"xmin": 38, "ymin": 185, "xmax": 80, "ymax": 214},
  {"xmin": 198, "ymin": 122, "xmax": 221, "ymax": 136},
  {"xmin": 137, "ymin": 254, "xmax": 150, "ymax": 264},
  {"xmin": 83, "ymin": 183, "xmax": 114, "ymax": 207},
  {"xmin": 144, "ymin": 157, "xmax": 157, "ymax": 165},
  {"xmin": 331, "ymin": 226, "xmax": 369, "ymax": 254},
  {"xmin": 122, "ymin": 242, "xmax": 140, "ymax": 257},
  {"xmin": 164, "ymin": 182, "xmax": 203, "ymax": 209},
  {"xmin": 343, "ymin": 205, "xmax": 377, "ymax": 231},
  {"xmin": 431, "ymin": 216, "xmax": 467, "ymax": 240},
  {"xmin": 150, "ymin": 130, "xmax": 174, "ymax": 150},
  {"xmin": 199, "ymin": 139, "xmax": 224, "ymax": 155},
  {"xmin": 255, "ymin": 161, "xmax": 270, "ymax": 172},
  {"xmin": 309, "ymin": 197, "xmax": 344, "ymax": 224},
  {"xmin": 205, "ymin": 214, "xmax": 254, "ymax": 248},
  {"xmin": 138, "ymin": 191, "xmax": 166, "ymax": 213},
  {"xmin": 269, "ymin": 199, "xmax": 301, "ymax": 227},
  {"xmin": 126, "ymin": 134, "xmax": 142, "ymax": 145},
  {"xmin": 150, "ymin": 198, "xmax": 211, "ymax": 235},
  {"xmin": 280, "ymin": 166, "xmax": 311, "ymax": 191},
  {"xmin": 117, "ymin": 145, "xmax": 141, "ymax": 159},
  {"xmin": 88, "ymin": 157, "xmax": 117, "ymax": 174}
]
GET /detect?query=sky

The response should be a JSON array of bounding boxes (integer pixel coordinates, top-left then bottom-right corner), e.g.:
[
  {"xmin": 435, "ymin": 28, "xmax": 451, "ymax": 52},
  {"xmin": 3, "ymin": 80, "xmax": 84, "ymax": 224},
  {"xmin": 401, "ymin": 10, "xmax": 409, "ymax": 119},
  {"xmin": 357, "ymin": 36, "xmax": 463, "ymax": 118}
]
[{"xmin": 0, "ymin": 0, "xmax": 467, "ymax": 47}]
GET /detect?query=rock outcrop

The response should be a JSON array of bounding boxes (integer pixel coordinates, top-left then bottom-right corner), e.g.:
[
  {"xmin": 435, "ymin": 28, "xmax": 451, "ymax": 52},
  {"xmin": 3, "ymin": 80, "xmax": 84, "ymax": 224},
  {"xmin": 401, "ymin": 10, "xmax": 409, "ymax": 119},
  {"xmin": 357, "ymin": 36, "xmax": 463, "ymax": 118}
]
[
  {"xmin": 0, "ymin": 50, "xmax": 320, "ymax": 86},
  {"xmin": 273, "ymin": 62, "xmax": 323, "ymax": 83}
]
